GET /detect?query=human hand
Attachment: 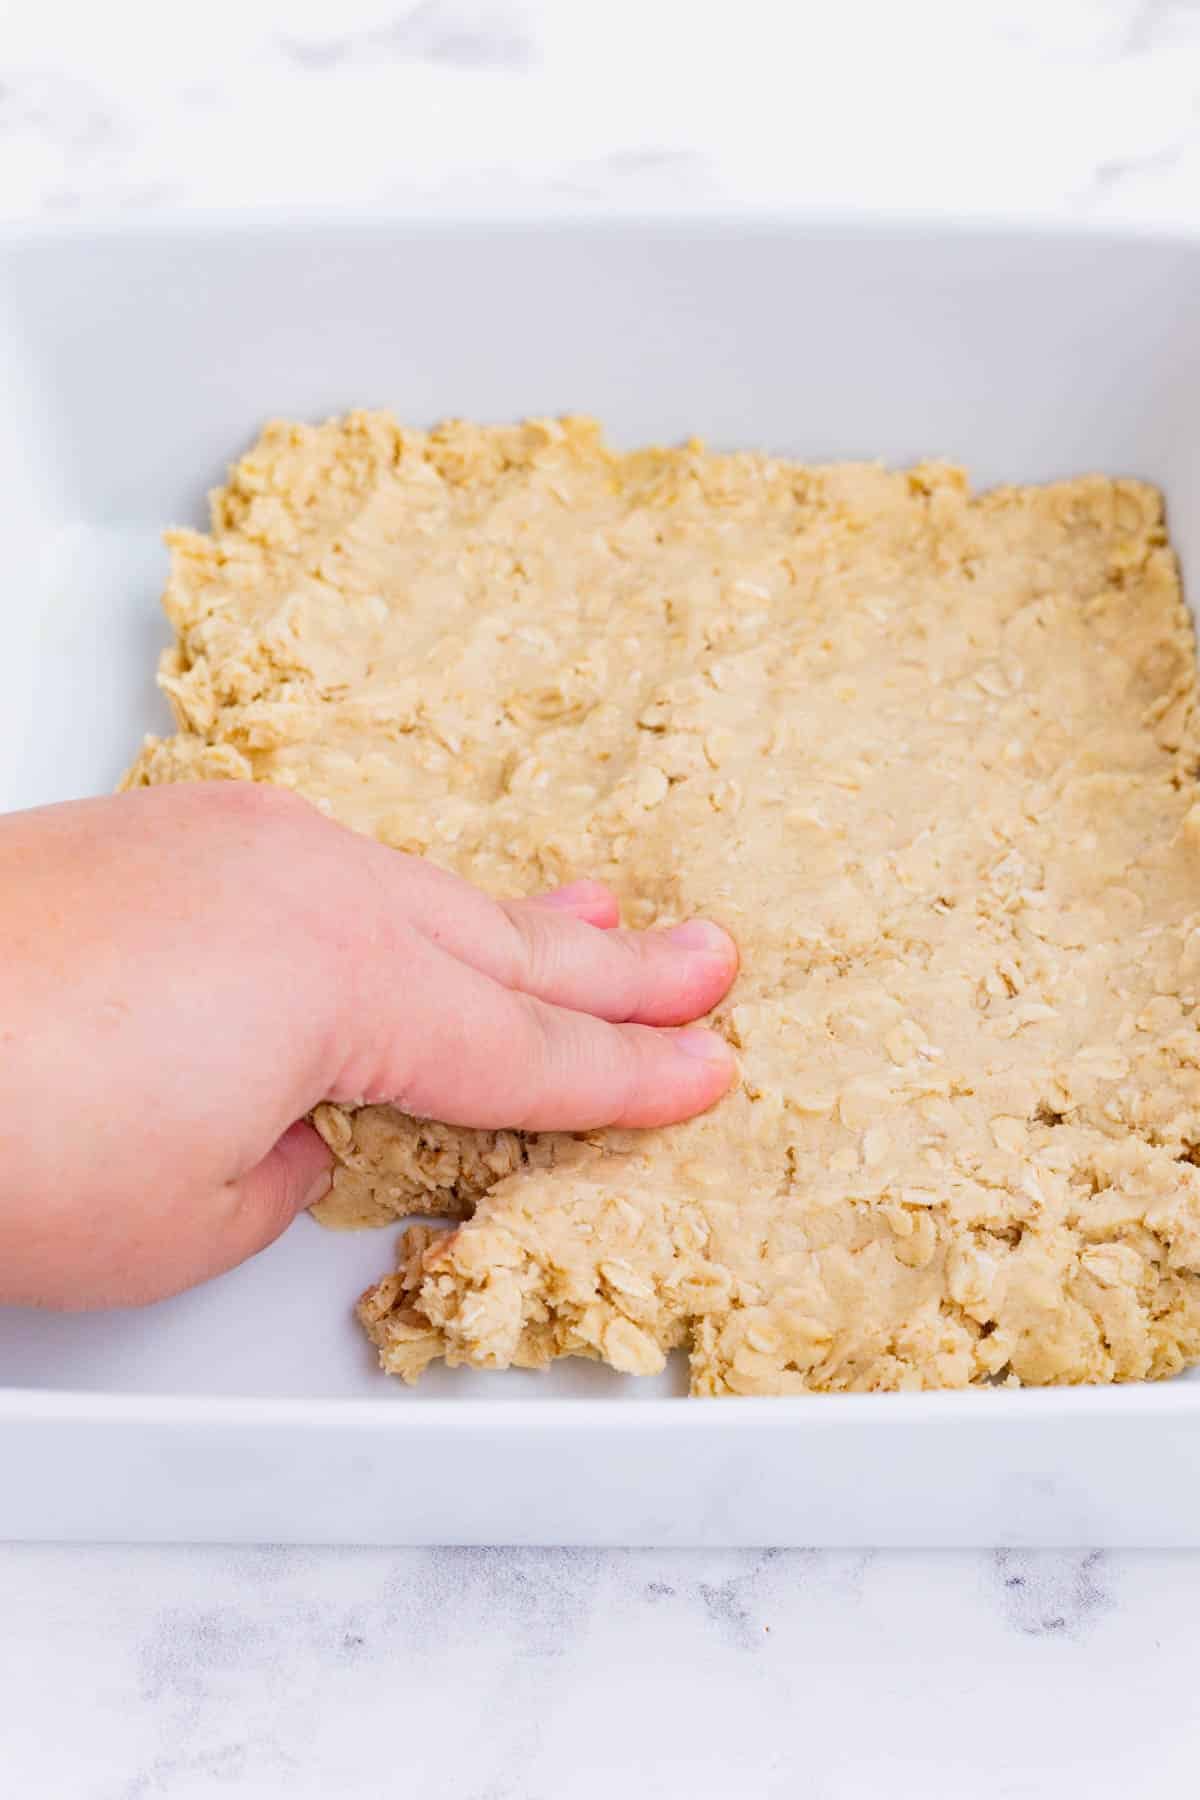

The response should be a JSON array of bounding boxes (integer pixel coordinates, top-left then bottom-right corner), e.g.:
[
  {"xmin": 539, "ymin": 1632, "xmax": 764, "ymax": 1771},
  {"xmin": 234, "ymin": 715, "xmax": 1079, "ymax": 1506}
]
[{"xmin": 0, "ymin": 783, "xmax": 737, "ymax": 1308}]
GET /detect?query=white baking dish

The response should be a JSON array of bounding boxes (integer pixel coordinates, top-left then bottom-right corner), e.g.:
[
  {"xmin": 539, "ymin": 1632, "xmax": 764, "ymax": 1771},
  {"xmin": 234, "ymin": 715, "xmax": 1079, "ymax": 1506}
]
[{"xmin": 3, "ymin": 213, "xmax": 1200, "ymax": 1547}]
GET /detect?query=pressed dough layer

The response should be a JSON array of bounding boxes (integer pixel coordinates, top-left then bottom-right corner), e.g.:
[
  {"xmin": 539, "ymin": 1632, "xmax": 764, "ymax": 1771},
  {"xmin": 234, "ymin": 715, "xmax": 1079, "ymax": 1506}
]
[{"xmin": 125, "ymin": 411, "xmax": 1200, "ymax": 1393}]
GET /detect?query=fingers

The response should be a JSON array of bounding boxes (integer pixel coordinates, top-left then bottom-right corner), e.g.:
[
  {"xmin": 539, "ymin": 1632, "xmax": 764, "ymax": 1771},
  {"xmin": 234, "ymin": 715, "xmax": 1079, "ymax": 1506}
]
[
  {"xmin": 496, "ymin": 902, "xmax": 738, "ymax": 1026},
  {"xmin": 526, "ymin": 879, "xmax": 621, "ymax": 929},
  {"xmin": 331, "ymin": 936, "xmax": 737, "ymax": 1132},
  {"xmin": 10, "ymin": 1121, "xmax": 332, "ymax": 1309},
  {"xmin": 195, "ymin": 1121, "xmax": 332, "ymax": 1289},
  {"xmin": 354, "ymin": 845, "xmax": 737, "ymax": 1026},
  {"xmin": 393, "ymin": 866, "xmax": 738, "ymax": 1026}
]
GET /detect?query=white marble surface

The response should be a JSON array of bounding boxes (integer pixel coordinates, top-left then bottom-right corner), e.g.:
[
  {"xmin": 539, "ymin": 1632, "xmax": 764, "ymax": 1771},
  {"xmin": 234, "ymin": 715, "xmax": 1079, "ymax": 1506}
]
[
  {"xmin": 6, "ymin": 1, "xmax": 1200, "ymax": 1794},
  {"xmin": 2, "ymin": 0, "xmax": 1200, "ymax": 225},
  {"xmin": 5, "ymin": 1543, "xmax": 1200, "ymax": 1797}
]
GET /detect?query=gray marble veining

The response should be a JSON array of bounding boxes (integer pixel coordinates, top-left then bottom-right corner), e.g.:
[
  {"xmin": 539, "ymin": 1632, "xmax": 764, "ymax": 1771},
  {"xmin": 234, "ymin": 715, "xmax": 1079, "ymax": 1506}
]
[
  {"xmin": 5, "ymin": 1, "xmax": 1200, "ymax": 1793},
  {"xmin": 3, "ymin": 1543, "xmax": 1198, "ymax": 1797}
]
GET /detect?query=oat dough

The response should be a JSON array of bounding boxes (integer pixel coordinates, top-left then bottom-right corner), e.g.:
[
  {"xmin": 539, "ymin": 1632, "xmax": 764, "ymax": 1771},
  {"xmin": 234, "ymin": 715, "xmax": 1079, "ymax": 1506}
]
[{"xmin": 125, "ymin": 411, "xmax": 1200, "ymax": 1393}]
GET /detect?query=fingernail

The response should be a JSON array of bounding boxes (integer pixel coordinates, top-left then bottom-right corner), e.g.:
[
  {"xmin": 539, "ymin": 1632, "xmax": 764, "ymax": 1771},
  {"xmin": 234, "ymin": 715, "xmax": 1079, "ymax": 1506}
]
[
  {"xmin": 303, "ymin": 1170, "xmax": 333, "ymax": 1210},
  {"xmin": 673, "ymin": 1026, "xmax": 735, "ymax": 1064},
  {"xmin": 665, "ymin": 918, "xmax": 736, "ymax": 957}
]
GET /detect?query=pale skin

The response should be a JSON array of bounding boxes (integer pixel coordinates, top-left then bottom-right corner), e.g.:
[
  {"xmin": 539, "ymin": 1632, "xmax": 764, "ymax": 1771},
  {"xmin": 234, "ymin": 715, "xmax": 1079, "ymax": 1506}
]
[{"xmin": 0, "ymin": 782, "xmax": 738, "ymax": 1310}]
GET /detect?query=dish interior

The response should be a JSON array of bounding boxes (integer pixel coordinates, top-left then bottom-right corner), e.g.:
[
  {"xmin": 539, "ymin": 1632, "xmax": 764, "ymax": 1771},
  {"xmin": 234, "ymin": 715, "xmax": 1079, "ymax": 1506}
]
[{"xmin": 3, "ymin": 219, "xmax": 1199, "ymax": 1399}]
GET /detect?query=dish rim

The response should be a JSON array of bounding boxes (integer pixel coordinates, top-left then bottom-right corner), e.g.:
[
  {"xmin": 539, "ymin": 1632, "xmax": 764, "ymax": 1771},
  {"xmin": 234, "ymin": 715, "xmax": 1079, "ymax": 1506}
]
[
  {"xmin": 4, "ymin": 1380, "xmax": 1199, "ymax": 1428},
  {"xmin": 2, "ymin": 200, "xmax": 1199, "ymax": 256}
]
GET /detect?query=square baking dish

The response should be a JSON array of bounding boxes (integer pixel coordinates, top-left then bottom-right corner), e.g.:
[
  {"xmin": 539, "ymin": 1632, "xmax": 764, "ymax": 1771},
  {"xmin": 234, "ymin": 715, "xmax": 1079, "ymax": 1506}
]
[{"xmin": 4, "ymin": 214, "xmax": 1200, "ymax": 1547}]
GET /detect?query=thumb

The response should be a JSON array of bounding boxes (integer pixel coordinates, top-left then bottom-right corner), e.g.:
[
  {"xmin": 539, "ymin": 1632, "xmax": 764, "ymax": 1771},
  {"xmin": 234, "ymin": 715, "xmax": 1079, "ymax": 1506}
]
[{"xmin": 200, "ymin": 1120, "xmax": 332, "ymax": 1287}]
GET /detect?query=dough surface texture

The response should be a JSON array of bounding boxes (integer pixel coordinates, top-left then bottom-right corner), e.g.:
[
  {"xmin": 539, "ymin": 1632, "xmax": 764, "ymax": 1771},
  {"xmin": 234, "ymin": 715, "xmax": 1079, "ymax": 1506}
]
[{"xmin": 124, "ymin": 411, "xmax": 1200, "ymax": 1393}]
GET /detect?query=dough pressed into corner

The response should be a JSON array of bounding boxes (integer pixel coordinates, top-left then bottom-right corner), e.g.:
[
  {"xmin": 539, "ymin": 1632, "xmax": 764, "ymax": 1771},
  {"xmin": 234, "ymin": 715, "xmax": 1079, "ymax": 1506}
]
[{"xmin": 125, "ymin": 410, "xmax": 1200, "ymax": 1394}]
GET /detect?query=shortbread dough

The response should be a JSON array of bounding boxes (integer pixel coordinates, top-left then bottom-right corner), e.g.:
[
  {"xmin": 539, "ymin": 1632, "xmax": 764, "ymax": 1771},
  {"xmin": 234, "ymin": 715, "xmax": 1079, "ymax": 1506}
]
[{"xmin": 125, "ymin": 411, "xmax": 1200, "ymax": 1393}]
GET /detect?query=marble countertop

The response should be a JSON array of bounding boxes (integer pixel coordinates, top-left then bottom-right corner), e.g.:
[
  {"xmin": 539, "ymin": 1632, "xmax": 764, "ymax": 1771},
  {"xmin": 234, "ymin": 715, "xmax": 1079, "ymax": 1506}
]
[
  {"xmin": 4, "ymin": 0, "xmax": 1200, "ymax": 225},
  {"xmin": 5, "ymin": 1, "xmax": 1200, "ymax": 1794},
  {"xmin": 4, "ymin": 1542, "xmax": 1200, "ymax": 1798}
]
